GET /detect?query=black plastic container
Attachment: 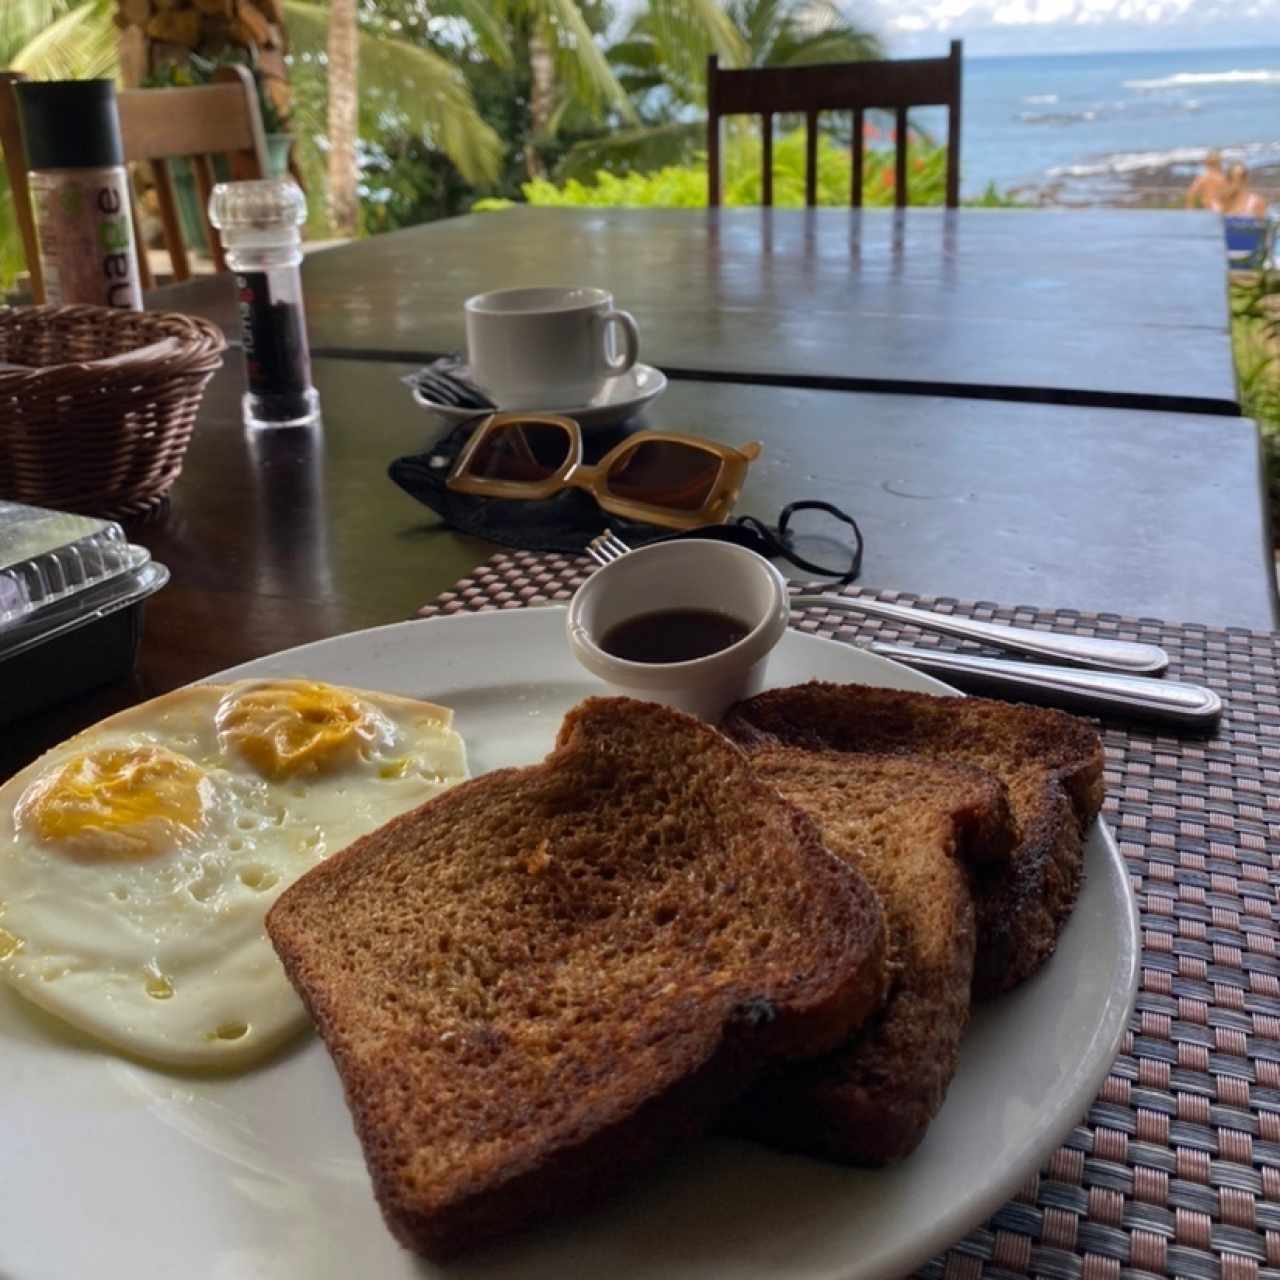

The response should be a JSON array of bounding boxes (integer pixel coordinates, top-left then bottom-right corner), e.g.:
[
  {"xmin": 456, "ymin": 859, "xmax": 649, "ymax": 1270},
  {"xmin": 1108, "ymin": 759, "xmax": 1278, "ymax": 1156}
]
[{"xmin": 0, "ymin": 502, "xmax": 169, "ymax": 726}]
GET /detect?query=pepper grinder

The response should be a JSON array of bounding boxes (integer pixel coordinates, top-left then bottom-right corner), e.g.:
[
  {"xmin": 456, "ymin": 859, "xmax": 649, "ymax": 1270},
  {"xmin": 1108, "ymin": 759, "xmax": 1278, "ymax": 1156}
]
[{"xmin": 208, "ymin": 178, "xmax": 321, "ymax": 429}]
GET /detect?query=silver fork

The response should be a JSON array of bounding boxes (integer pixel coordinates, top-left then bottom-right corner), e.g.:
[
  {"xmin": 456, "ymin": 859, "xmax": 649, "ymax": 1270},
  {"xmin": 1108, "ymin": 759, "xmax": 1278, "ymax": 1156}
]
[
  {"xmin": 583, "ymin": 529, "xmax": 1220, "ymax": 728},
  {"xmin": 587, "ymin": 530, "xmax": 1167, "ymax": 673},
  {"xmin": 587, "ymin": 530, "xmax": 631, "ymax": 565}
]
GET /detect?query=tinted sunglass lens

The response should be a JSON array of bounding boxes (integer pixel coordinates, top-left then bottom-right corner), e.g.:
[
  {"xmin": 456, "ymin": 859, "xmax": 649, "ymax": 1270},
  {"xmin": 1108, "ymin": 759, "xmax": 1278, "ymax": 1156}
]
[
  {"xmin": 468, "ymin": 422, "xmax": 572, "ymax": 482},
  {"xmin": 604, "ymin": 441, "xmax": 723, "ymax": 511}
]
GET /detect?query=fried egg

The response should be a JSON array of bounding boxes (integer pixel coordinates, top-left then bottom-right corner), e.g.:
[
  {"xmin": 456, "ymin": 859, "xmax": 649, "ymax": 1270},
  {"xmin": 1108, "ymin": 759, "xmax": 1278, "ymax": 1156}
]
[{"xmin": 0, "ymin": 679, "xmax": 467, "ymax": 1069}]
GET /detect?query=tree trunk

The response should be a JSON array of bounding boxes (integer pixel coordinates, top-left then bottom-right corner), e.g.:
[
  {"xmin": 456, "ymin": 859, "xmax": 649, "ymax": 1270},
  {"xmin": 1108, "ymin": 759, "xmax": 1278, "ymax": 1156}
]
[
  {"xmin": 525, "ymin": 21, "xmax": 555, "ymax": 180},
  {"xmin": 326, "ymin": 0, "xmax": 360, "ymax": 235}
]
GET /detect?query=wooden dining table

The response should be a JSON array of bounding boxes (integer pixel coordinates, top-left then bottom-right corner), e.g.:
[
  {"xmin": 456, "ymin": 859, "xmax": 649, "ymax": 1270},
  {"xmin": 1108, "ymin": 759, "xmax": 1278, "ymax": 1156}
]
[
  {"xmin": 153, "ymin": 207, "xmax": 1241, "ymax": 415},
  {"xmin": 4, "ymin": 207, "xmax": 1280, "ymax": 1280},
  {"xmin": 4, "ymin": 351, "xmax": 1273, "ymax": 778}
]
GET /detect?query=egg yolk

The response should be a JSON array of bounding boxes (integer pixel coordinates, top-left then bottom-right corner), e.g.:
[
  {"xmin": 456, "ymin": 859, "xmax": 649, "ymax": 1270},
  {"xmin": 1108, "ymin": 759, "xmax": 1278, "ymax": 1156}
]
[
  {"xmin": 17, "ymin": 746, "xmax": 209, "ymax": 860},
  {"xmin": 216, "ymin": 681, "xmax": 374, "ymax": 779}
]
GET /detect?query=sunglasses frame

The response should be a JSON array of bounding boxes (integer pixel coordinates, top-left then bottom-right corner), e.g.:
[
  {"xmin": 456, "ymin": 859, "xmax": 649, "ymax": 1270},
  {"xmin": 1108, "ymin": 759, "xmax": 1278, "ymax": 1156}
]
[{"xmin": 446, "ymin": 413, "xmax": 763, "ymax": 530}]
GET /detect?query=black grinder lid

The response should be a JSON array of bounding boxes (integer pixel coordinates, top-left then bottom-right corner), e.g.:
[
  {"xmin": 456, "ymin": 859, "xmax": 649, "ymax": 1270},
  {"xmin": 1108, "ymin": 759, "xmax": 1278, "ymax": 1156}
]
[{"xmin": 15, "ymin": 79, "xmax": 125, "ymax": 171}]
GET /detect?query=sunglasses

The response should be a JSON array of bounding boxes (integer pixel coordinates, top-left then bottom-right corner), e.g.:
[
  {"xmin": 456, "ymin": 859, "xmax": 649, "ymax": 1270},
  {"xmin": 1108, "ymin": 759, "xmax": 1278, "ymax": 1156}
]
[{"xmin": 446, "ymin": 414, "xmax": 762, "ymax": 530}]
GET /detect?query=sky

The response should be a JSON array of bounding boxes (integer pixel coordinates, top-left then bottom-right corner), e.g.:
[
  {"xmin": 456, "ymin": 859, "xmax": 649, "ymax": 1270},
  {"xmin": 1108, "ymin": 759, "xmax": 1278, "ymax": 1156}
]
[{"xmin": 862, "ymin": 0, "xmax": 1280, "ymax": 57}]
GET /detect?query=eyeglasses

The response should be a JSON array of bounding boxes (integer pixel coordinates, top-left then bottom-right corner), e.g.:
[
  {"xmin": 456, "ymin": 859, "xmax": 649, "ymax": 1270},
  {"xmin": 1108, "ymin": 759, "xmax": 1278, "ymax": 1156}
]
[{"xmin": 446, "ymin": 413, "xmax": 762, "ymax": 530}]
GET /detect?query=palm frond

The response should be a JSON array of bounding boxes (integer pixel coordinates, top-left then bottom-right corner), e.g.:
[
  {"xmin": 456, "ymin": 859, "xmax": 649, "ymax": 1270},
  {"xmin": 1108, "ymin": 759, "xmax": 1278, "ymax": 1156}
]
[
  {"xmin": 728, "ymin": 0, "xmax": 783, "ymax": 62},
  {"xmin": 557, "ymin": 120, "xmax": 704, "ymax": 180},
  {"xmin": 606, "ymin": 37, "xmax": 660, "ymax": 70},
  {"xmin": 676, "ymin": 0, "xmax": 749, "ymax": 64},
  {"xmin": 636, "ymin": 0, "xmax": 748, "ymax": 107},
  {"xmin": 436, "ymin": 0, "xmax": 514, "ymax": 69},
  {"xmin": 771, "ymin": 27, "xmax": 884, "ymax": 65},
  {"xmin": 540, "ymin": 0, "xmax": 637, "ymax": 123},
  {"xmin": 11, "ymin": 0, "xmax": 116, "ymax": 80},
  {"xmin": 285, "ymin": 0, "xmax": 503, "ymax": 184},
  {"xmin": 0, "ymin": 0, "xmax": 75, "ymax": 65},
  {"xmin": 728, "ymin": 0, "xmax": 882, "ymax": 66}
]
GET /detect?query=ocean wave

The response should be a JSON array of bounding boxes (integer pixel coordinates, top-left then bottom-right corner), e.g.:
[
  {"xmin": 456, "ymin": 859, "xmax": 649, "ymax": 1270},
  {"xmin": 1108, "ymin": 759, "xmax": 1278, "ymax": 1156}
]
[
  {"xmin": 1125, "ymin": 69, "xmax": 1280, "ymax": 90},
  {"xmin": 1046, "ymin": 140, "xmax": 1280, "ymax": 179},
  {"xmin": 1018, "ymin": 95, "xmax": 1197, "ymax": 126},
  {"xmin": 1022, "ymin": 93, "xmax": 1058, "ymax": 105},
  {"xmin": 1019, "ymin": 109, "xmax": 1097, "ymax": 124}
]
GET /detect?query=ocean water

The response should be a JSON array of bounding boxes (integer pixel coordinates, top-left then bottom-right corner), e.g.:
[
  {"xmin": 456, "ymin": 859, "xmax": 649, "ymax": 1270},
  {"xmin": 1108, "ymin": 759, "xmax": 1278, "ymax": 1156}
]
[{"xmin": 917, "ymin": 46, "xmax": 1280, "ymax": 202}]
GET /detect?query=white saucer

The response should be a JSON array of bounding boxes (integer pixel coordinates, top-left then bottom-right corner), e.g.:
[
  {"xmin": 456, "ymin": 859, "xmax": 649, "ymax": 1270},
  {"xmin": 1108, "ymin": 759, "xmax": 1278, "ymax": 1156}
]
[{"xmin": 412, "ymin": 363, "xmax": 668, "ymax": 431}]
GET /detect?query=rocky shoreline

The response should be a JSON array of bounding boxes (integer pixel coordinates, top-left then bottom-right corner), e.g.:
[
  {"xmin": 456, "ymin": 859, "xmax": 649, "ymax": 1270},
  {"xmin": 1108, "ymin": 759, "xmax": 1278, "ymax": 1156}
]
[{"xmin": 1011, "ymin": 159, "xmax": 1280, "ymax": 211}]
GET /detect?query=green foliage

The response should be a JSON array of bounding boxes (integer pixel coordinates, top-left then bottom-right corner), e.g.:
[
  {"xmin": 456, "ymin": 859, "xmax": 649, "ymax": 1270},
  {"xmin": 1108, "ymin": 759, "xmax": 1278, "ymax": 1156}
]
[
  {"xmin": 1231, "ymin": 273, "xmax": 1280, "ymax": 539},
  {"xmin": 285, "ymin": 1, "xmax": 504, "ymax": 186},
  {"xmin": 479, "ymin": 128, "xmax": 1022, "ymax": 209},
  {"xmin": 6, "ymin": 0, "xmax": 114, "ymax": 79}
]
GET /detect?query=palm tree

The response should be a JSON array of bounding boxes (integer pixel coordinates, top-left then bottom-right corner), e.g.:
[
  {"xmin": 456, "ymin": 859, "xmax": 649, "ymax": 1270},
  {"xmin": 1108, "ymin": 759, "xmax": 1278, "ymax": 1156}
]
[
  {"xmin": 286, "ymin": 0, "xmax": 508, "ymax": 235},
  {"xmin": 563, "ymin": 0, "xmax": 881, "ymax": 178},
  {"xmin": 324, "ymin": 0, "xmax": 359, "ymax": 233},
  {"xmin": 730, "ymin": 0, "xmax": 882, "ymax": 68},
  {"xmin": 485, "ymin": 0, "xmax": 640, "ymax": 179},
  {"xmin": 0, "ymin": 0, "xmax": 505, "ymax": 248}
]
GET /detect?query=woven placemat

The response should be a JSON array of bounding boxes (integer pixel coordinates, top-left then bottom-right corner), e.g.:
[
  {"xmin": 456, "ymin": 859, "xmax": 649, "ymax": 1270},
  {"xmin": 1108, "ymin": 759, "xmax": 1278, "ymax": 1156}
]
[{"xmin": 420, "ymin": 550, "xmax": 1280, "ymax": 1280}]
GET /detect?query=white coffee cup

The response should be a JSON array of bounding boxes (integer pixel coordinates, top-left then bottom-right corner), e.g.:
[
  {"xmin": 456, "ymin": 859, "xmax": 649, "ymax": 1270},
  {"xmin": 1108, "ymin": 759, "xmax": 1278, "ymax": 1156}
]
[{"xmin": 464, "ymin": 286, "xmax": 640, "ymax": 409}]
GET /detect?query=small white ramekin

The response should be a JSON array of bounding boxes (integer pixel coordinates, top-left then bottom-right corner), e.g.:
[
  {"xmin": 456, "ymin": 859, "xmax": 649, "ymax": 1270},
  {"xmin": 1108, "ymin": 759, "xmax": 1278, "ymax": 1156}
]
[{"xmin": 566, "ymin": 540, "xmax": 790, "ymax": 723}]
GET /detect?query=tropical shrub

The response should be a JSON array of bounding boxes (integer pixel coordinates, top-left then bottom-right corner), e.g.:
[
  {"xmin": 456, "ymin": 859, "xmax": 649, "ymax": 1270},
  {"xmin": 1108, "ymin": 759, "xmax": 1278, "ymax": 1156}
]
[
  {"xmin": 474, "ymin": 128, "xmax": 1019, "ymax": 210},
  {"xmin": 1231, "ymin": 273, "xmax": 1280, "ymax": 541}
]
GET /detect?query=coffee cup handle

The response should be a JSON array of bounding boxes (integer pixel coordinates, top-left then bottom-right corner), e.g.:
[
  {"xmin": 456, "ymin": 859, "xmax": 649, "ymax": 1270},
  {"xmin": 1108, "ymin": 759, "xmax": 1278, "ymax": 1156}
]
[{"xmin": 599, "ymin": 309, "xmax": 640, "ymax": 376}]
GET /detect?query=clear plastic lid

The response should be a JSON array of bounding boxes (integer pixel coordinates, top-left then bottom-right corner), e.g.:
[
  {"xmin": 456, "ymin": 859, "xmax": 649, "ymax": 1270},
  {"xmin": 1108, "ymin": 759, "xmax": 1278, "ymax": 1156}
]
[{"xmin": 0, "ymin": 501, "xmax": 152, "ymax": 628}]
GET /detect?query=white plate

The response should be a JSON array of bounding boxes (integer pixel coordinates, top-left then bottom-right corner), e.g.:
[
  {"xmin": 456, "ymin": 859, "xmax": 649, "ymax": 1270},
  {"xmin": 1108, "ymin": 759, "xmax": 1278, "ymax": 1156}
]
[
  {"xmin": 412, "ymin": 363, "xmax": 669, "ymax": 431},
  {"xmin": 0, "ymin": 608, "xmax": 1139, "ymax": 1280}
]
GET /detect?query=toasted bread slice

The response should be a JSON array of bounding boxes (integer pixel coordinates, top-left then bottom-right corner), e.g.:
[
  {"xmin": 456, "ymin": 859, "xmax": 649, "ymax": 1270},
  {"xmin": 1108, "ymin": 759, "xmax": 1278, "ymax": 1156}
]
[
  {"xmin": 727, "ymin": 748, "xmax": 1015, "ymax": 1163},
  {"xmin": 723, "ymin": 682, "xmax": 1104, "ymax": 996},
  {"xmin": 266, "ymin": 696, "xmax": 888, "ymax": 1259}
]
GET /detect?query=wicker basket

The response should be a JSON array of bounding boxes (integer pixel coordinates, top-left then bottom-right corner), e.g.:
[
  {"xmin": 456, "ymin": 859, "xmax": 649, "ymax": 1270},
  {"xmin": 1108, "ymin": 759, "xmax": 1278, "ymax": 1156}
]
[{"xmin": 0, "ymin": 305, "xmax": 227, "ymax": 519}]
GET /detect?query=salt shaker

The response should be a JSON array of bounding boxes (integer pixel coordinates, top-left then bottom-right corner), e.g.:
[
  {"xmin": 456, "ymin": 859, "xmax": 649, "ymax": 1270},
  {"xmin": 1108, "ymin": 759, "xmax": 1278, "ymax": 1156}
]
[
  {"xmin": 208, "ymin": 179, "xmax": 320, "ymax": 428},
  {"xmin": 15, "ymin": 80, "xmax": 143, "ymax": 309}
]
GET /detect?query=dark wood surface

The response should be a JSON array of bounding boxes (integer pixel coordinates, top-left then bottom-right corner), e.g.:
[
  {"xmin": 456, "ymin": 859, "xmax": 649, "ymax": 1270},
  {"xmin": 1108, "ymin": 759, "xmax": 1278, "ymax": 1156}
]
[
  {"xmin": 153, "ymin": 207, "xmax": 1240, "ymax": 414},
  {"xmin": 3, "ymin": 354, "xmax": 1273, "ymax": 779}
]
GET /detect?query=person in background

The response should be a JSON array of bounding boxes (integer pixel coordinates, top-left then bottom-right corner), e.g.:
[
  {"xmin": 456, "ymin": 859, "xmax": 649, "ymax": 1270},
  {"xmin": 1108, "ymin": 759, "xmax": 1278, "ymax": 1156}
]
[
  {"xmin": 1222, "ymin": 163, "xmax": 1269, "ymax": 218},
  {"xmin": 1186, "ymin": 150, "xmax": 1229, "ymax": 210}
]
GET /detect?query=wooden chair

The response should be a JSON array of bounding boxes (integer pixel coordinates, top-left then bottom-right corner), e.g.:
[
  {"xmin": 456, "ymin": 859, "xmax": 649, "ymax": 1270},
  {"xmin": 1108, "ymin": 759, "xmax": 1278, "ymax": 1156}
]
[
  {"xmin": 0, "ymin": 65, "xmax": 268, "ymax": 299},
  {"xmin": 0, "ymin": 71, "xmax": 43, "ymax": 301},
  {"xmin": 706, "ymin": 41, "xmax": 963, "ymax": 209},
  {"xmin": 118, "ymin": 64, "xmax": 269, "ymax": 281}
]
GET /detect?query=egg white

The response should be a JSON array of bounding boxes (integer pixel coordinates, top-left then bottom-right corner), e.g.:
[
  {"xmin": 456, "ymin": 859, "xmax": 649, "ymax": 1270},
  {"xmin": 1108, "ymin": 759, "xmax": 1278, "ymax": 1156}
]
[{"xmin": 0, "ymin": 680, "xmax": 468, "ymax": 1070}]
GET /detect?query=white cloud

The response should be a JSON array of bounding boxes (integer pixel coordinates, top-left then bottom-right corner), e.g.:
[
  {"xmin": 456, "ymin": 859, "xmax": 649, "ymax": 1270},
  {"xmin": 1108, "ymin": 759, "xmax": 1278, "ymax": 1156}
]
[{"xmin": 863, "ymin": 0, "xmax": 1280, "ymax": 52}]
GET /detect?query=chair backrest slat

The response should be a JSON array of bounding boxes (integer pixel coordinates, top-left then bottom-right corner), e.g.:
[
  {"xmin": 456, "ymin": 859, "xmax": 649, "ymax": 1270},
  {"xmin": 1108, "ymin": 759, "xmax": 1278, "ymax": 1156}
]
[
  {"xmin": 946, "ymin": 57, "xmax": 963, "ymax": 208},
  {"xmin": 188, "ymin": 154, "xmax": 227, "ymax": 273},
  {"xmin": 761, "ymin": 113, "xmax": 773, "ymax": 207},
  {"xmin": 851, "ymin": 106, "xmax": 864, "ymax": 208},
  {"xmin": 706, "ymin": 41, "xmax": 963, "ymax": 209},
  {"xmin": 895, "ymin": 105, "xmax": 908, "ymax": 209},
  {"xmin": 150, "ymin": 157, "xmax": 191, "ymax": 282},
  {"xmin": 804, "ymin": 108, "xmax": 818, "ymax": 207}
]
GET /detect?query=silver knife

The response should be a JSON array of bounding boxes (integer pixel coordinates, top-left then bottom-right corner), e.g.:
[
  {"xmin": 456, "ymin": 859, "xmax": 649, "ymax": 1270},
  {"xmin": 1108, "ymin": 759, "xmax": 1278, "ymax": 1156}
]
[
  {"xmin": 869, "ymin": 642, "xmax": 1222, "ymax": 729},
  {"xmin": 792, "ymin": 594, "xmax": 1169, "ymax": 675}
]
